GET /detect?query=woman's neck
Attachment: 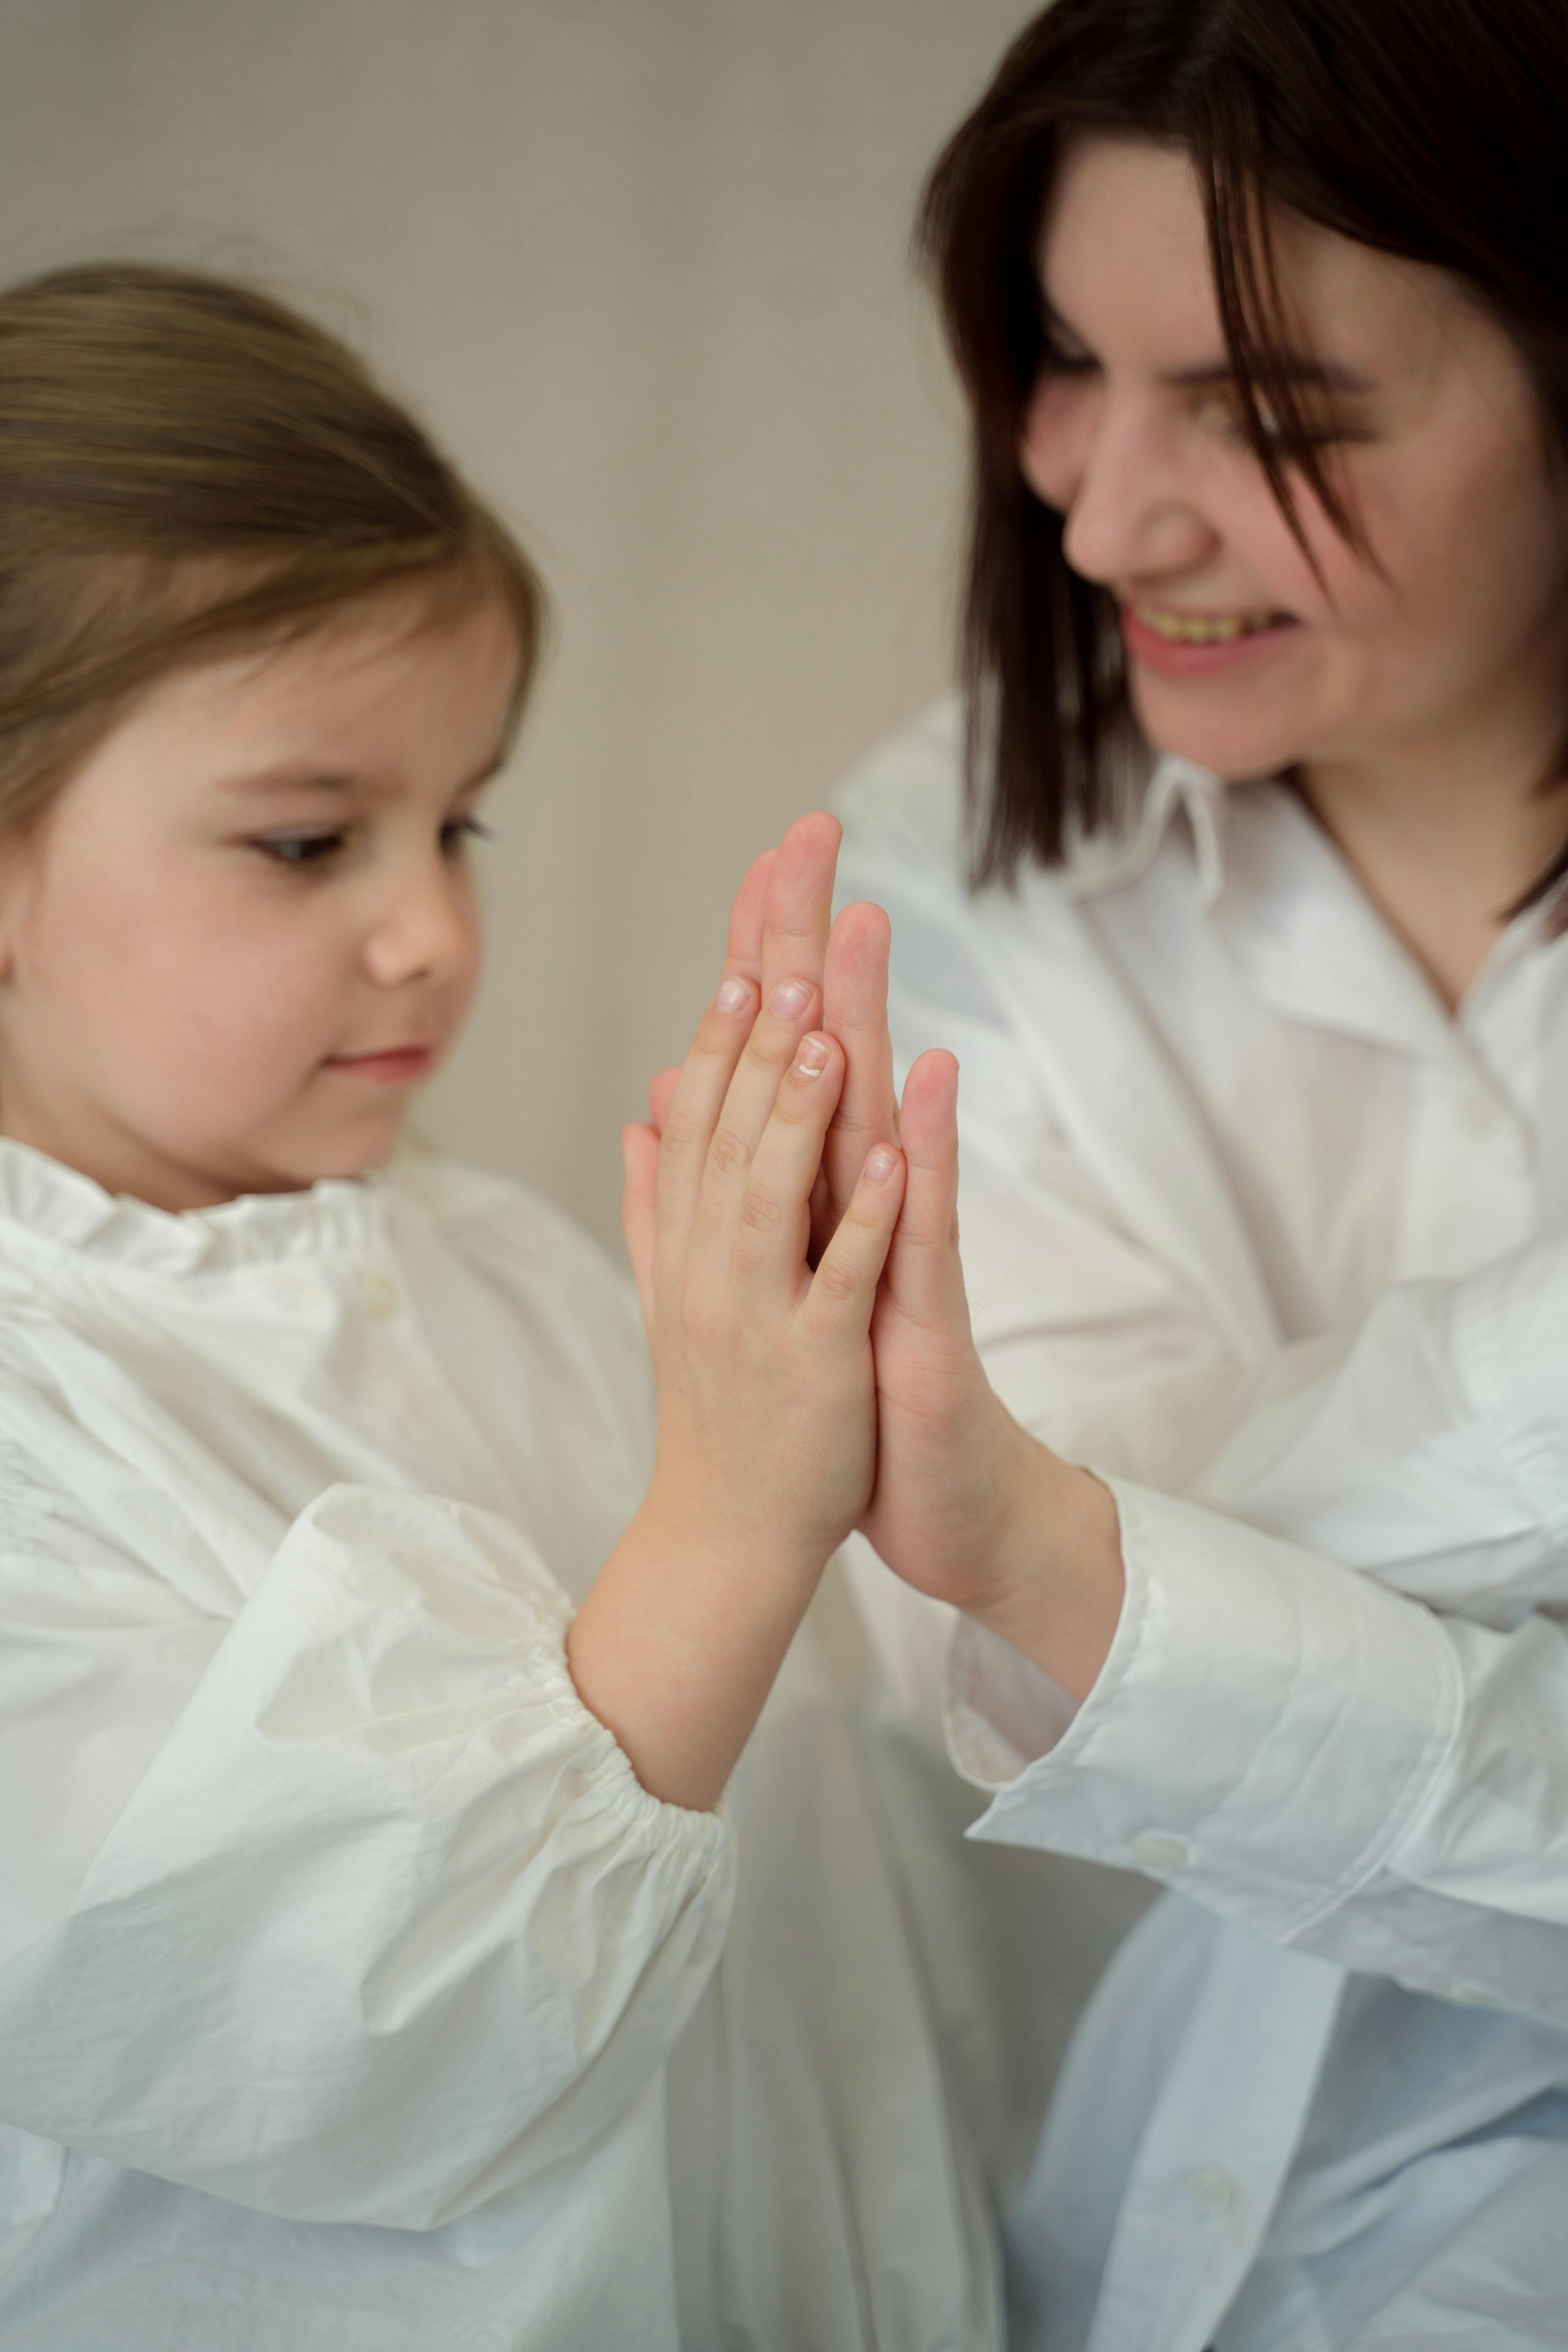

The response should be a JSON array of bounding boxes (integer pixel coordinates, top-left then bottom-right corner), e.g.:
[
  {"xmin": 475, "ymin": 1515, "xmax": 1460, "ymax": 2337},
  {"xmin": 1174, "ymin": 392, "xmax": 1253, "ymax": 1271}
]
[{"xmin": 1294, "ymin": 717, "xmax": 1568, "ymax": 1014}]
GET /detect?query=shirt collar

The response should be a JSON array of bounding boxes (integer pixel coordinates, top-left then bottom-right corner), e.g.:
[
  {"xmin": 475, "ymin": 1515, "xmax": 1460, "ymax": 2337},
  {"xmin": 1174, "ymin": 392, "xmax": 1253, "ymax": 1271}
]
[
  {"xmin": 0, "ymin": 1133, "xmax": 387, "ymax": 1281},
  {"xmin": 1057, "ymin": 752, "xmax": 1229, "ymax": 908},
  {"xmin": 1063, "ymin": 751, "xmax": 1565, "ymax": 1059}
]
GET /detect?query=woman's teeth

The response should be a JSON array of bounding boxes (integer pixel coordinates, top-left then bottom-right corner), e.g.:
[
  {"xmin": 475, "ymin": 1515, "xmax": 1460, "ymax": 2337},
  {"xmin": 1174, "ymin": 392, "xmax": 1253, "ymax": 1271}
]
[{"xmin": 1133, "ymin": 606, "xmax": 1282, "ymax": 643}]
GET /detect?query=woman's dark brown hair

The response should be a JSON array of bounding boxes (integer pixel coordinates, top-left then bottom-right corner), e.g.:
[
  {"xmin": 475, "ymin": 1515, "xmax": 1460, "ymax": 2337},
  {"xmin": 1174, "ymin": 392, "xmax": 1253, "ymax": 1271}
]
[
  {"xmin": 0, "ymin": 261, "xmax": 544, "ymax": 826},
  {"xmin": 920, "ymin": 0, "xmax": 1568, "ymax": 891}
]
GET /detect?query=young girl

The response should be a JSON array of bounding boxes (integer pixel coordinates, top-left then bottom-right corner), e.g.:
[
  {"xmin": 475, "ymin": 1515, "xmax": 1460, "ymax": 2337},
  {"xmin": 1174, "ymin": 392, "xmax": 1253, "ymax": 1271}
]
[
  {"xmin": 797, "ymin": 2, "xmax": 1568, "ymax": 2346},
  {"xmin": 0, "ymin": 263, "xmax": 1000, "ymax": 2350}
]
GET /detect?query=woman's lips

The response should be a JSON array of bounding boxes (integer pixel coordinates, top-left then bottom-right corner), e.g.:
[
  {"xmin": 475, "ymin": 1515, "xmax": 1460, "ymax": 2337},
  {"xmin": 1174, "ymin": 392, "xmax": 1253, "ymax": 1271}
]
[
  {"xmin": 325, "ymin": 1046, "xmax": 435, "ymax": 1083},
  {"xmin": 1119, "ymin": 603, "xmax": 1302, "ymax": 676}
]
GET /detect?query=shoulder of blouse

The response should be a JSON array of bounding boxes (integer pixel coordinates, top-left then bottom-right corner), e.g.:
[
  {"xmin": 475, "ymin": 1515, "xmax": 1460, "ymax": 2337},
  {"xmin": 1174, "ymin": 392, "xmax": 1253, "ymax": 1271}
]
[{"xmin": 390, "ymin": 1149, "xmax": 636, "ymax": 1307}]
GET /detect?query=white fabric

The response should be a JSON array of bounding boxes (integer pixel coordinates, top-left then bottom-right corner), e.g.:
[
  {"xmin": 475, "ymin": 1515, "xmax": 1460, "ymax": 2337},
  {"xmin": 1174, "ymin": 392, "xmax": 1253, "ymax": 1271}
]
[
  {"xmin": 0, "ymin": 1138, "xmax": 1000, "ymax": 2350},
  {"xmin": 836, "ymin": 700, "xmax": 1568, "ymax": 2352}
]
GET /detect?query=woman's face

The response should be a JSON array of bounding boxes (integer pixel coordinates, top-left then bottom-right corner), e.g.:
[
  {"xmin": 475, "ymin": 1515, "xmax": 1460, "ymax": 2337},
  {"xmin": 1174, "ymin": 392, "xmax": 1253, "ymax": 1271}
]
[{"xmin": 1022, "ymin": 136, "xmax": 1568, "ymax": 786}]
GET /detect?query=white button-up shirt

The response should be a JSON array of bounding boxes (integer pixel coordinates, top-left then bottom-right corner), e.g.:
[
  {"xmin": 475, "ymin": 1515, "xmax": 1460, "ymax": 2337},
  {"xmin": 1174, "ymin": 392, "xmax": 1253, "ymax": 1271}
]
[
  {"xmin": 836, "ymin": 701, "xmax": 1568, "ymax": 2352},
  {"xmin": 0, "ymin": 1141, "xmax": 999, "ymax": 2350}
]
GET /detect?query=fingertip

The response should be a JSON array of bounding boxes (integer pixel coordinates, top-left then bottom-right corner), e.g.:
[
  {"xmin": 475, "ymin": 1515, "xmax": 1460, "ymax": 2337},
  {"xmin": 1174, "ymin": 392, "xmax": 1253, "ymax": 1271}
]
[
  {"xmin": 863, "ymin": 1142, "xmax": 902, "ymax": 1187},
  {"xmin": 784, "ymin": 809, "xmax": 842, "ymax": 853},
  {"xmin": 838, "ymin": 898, "xmax": 890, "ymax": 944}
]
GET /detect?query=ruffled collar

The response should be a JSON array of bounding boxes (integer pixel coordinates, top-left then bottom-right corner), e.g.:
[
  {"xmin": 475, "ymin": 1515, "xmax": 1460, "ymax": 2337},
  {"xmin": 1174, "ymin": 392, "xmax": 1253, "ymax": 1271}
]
[{"xmin": 0, "ymin": 1133, "xmax": 387, "ymax": 1279}]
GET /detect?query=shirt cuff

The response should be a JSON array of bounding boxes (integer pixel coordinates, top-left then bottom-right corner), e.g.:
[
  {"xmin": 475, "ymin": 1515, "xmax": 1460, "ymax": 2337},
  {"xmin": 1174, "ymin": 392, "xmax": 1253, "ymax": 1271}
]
[
  {"xmin": 1447, "ymin": 1240, "xmax": 1568, "ymax": 1549},
  {"xmin": 946, "ymin": 1478, "xmax": 1463, "ymax": 1943}
]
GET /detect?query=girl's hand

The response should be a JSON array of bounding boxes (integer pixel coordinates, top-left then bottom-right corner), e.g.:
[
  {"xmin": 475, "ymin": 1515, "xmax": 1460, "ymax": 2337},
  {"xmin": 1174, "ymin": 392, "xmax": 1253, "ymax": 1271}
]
[
  {"xmin": 569, "ymin": 815, "xmax": 907, "ymax": 1809},
  {"xmin": 860, "ymin": 1051, "xmax": 1126, "ymax": 1704},
  {"xmin": 628, "ymin": 828, "xmax": 900, "ymax": 1285}
]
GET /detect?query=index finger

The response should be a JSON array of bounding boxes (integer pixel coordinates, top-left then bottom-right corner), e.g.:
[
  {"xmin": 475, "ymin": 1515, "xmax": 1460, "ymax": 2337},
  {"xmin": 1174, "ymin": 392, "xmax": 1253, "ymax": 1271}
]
[
  {"xmin": 760, "ymin": 812, "xmax": 841, "ymax": 1009},
  {"xmin": 721, "ymin": 847, "xmax": 776, "ymax": 988},
  {"xmin": 821, "ymin": 898, "xmax": 897, "ymax": 1228}
]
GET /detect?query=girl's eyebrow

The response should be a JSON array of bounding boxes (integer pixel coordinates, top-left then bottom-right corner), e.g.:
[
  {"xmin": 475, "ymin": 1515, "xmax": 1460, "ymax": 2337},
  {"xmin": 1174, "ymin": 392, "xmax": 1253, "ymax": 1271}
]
[
  {"xmin": 218, "ymin": 765, "xmax": 358, "ymax": 798},
  {"xmin": 217, "ymin": 754, "xmax": 505, "ymax": 800}
]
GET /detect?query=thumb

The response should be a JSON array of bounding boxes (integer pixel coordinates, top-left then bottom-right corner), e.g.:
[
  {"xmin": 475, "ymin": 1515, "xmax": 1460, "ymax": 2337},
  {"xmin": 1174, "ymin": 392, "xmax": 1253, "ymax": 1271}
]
[{"xmin": 884, "ymin": 1049, "xmax": 969, "ymax": 1331}]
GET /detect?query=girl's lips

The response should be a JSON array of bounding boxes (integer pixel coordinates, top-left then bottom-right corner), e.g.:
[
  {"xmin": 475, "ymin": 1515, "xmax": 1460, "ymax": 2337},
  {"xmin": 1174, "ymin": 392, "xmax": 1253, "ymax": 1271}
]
[
  {"xmin": 1119, "ymin": 604, "xmax": 1303, "ymax": 676},
  {"xmin": 325, "ymin": 1046, "xmax": 434, "ymax": 1083}
]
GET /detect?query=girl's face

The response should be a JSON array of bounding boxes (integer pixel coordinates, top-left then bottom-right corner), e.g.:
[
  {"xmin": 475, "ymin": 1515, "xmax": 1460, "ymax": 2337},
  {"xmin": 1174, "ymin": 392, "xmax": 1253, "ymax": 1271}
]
[
  {"xmin": 1022, "ymin": 136, "xmax": 1568, "ymax": 786},
  {"xmin": 0, "ymin": 592, "xmax": 519, "ymax": 1210}
]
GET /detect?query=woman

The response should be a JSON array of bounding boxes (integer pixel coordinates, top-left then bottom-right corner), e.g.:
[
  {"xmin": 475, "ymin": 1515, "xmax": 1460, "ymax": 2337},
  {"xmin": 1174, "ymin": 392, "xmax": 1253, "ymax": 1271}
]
[{"xmin": 829, "ymin": 4, "xmax": 1568, "ymax": 2346}]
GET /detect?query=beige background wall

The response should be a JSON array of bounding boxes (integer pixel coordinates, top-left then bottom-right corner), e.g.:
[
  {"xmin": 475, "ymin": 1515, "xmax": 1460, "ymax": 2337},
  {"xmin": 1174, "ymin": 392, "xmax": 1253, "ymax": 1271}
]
[{"xmin": 0, "ymin": 0, "xmax": 1034, "ymax": 1254}]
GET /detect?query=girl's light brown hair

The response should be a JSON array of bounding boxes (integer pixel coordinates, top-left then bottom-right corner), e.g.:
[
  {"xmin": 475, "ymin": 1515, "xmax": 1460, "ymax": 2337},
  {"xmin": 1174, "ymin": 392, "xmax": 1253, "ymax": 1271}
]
[
  {"xmin": 920, "ymin": 0, "xmax": 1568, "ymax": 907},
  {"xmin": 0, "ymin": 260, "xmax": 544, "ymax": 826}
]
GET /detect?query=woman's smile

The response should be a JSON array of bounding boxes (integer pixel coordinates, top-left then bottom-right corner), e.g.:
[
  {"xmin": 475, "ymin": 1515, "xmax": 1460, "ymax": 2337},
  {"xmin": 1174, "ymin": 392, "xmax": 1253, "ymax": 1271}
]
[{"xmin": 1120, "ymin": 601, "xmax": 1302, "ymax": 675}]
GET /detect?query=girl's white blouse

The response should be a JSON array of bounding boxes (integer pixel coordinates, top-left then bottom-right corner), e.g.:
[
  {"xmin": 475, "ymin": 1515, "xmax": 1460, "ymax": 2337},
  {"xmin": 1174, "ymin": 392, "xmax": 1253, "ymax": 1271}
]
[
  {"xmin": 0, "ymin": 1142, "xmax": 998, "ymax": 2350},
  {"xmin": 836, "ymin": 701, "xmax": 1568, "ymax": 2352}
]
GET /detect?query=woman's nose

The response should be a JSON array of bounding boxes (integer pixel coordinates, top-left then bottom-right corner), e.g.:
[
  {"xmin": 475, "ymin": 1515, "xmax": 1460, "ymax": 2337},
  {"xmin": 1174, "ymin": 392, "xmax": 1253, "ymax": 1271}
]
[
  {"xmin": 362, "ymin": 856, "xmax": 476, "ymax": 989},
  {"xmin": 1027, "ymin": 382, "xmax": 1216, "ymax": 588}
]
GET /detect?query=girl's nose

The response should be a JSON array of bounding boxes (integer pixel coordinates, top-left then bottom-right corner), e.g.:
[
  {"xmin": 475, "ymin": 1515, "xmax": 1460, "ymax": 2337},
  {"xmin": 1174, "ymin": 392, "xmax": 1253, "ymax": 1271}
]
[{"xmin": 362, "ymin": 856, "xmax": 476, "ymax": 990}]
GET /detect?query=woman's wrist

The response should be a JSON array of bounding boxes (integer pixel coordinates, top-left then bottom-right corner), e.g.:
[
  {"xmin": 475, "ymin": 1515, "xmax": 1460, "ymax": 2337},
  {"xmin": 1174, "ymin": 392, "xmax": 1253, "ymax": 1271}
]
[{"xmin": 962, "ymin": 1432, "xmax": 1126, "ymax": 1705}]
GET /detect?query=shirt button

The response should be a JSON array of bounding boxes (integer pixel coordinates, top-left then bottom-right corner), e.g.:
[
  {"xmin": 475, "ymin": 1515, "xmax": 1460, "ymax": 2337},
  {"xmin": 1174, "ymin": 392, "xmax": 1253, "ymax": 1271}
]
[
  {"xmin": 1129, "ymin": 1832, "xmax": 1189, "ymax": 1871},
  {"xmin": 1456, "ymin": 1085, "xmax": 1503, "ymax": 1138},
  {"xmin": 360, "ymin": 1273, "xmax": 399, "ymax": 1320},
  {"xmin": 1189, "ymin": 2163, "xmax": 1237, "ymax": 2215}
]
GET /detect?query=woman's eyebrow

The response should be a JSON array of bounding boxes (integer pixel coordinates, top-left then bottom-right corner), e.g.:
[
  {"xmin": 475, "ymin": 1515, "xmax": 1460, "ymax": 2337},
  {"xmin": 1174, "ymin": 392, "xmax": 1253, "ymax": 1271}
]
[
  {"xmin": 1160, "ymin": 356, "xmax": 1376, "ymax": 394},
  {"xmin": 1040, "ymin": 297, "xmax": 1374, "ymax": 395}
]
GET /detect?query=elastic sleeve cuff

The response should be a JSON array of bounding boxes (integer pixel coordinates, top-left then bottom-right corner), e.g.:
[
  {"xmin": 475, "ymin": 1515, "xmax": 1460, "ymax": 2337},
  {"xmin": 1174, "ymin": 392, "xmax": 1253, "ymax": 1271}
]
[{"xmin": 948, "ymin": 1479, "xmax": 1463, "ymax": 1942}]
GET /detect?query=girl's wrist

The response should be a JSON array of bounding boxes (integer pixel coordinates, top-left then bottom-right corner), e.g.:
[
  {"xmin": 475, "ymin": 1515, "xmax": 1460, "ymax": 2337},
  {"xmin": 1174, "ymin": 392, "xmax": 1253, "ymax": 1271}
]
[
  {"xmin": 635, "ymin": 1474, "xmax": 835, "ymax": 1595},
  {"xmin": 568, "ymin": 1486, "xmax": 835, "ymax": 1812}
]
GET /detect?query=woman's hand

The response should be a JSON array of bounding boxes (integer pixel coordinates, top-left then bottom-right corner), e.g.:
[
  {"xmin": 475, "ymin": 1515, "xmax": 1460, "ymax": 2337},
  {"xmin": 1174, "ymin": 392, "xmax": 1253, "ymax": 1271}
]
[
  {"xmin": 858, "ymin": 1049, "xmax": 1126, "ymax": 1702},
  {"xmin": 569, "ymin": 814, "xmax": 908, "ymax": 1809}
]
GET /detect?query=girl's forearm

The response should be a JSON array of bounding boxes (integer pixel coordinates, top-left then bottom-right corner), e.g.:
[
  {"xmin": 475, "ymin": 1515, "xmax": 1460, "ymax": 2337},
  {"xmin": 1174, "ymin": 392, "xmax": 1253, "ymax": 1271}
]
[{"xmin": 567, "ymin": 1494, "xmax": 828, "ymax": 1811}]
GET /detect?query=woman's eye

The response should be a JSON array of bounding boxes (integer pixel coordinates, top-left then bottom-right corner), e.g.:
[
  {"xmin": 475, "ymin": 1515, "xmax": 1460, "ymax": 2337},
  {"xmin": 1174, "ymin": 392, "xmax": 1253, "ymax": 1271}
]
[
  {"xmin": 441, "ymin": 813, "xmax": 493, "ymax": 857},
  {"xmin": 256, "ymin": 832, "xmax": 346, "ymax": 867},
  {"xmin": 1039, "ymin": 336, "xmax": 1098, "ymax": 378},
  {"xmin": 1217, "ymin": 392, "xmax": 1354, "ymax": 456}
]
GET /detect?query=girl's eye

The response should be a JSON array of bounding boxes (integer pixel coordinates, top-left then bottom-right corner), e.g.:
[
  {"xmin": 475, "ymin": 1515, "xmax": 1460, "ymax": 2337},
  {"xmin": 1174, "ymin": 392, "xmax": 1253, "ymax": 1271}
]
[
  {"xmin": 256, "ymin": 832, "xmax": 346, "ymax": 867},
  {"xmin": 441, "ymin": 813, "xmax": 493, "ymax": 857}
]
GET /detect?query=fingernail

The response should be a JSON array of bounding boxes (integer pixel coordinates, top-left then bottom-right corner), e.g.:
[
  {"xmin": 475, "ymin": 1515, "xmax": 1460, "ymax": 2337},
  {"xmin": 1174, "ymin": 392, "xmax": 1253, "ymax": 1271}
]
[
  {"xmin": 714, "ymin": 976, "xmax": 751, "ymax": 1013},
  {"xmin": 865, "ymin": 1145, "xmax": 898, "ymax": 1184},
  {"xmin": 794, "ymin": 1034, "xmax": 830, "ymax": 1078},
  {"xmin": 771, "ymin": 978, "xmax": 811, "ymax": 1020}
]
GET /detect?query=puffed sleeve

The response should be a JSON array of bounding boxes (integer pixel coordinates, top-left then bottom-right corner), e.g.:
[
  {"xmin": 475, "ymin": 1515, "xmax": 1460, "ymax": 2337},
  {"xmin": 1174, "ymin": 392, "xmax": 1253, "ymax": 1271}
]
[{"xmin": 0, "ymin": 1483, "xmax": 733, "ymax": 2229}]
